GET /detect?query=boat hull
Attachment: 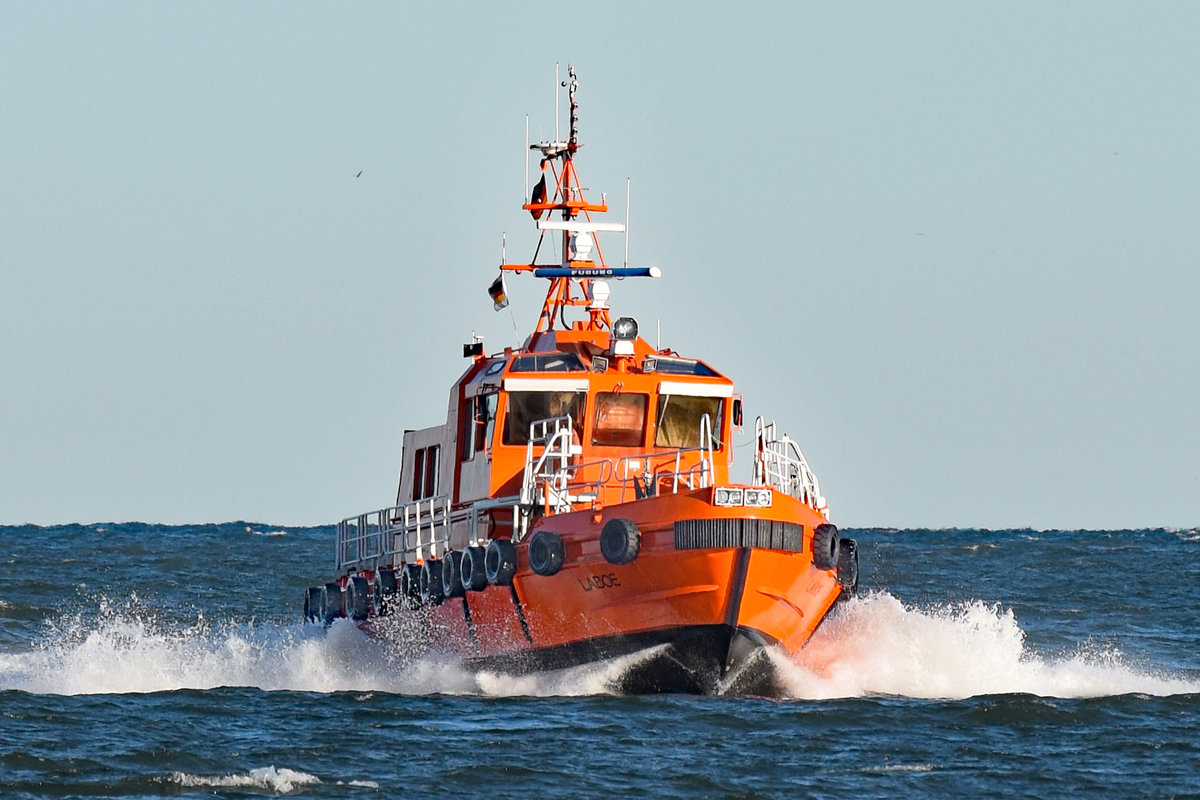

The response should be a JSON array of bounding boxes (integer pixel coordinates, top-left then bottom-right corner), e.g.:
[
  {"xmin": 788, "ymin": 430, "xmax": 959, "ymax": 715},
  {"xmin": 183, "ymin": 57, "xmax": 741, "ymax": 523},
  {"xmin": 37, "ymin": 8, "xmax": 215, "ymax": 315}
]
[
  {"xmin": 357, "ymin": 490, "xmax": 851, "ymax": 695},
  {"xmin": 464, "ymin": 622, "xmax": 796, "ymax": 696}
]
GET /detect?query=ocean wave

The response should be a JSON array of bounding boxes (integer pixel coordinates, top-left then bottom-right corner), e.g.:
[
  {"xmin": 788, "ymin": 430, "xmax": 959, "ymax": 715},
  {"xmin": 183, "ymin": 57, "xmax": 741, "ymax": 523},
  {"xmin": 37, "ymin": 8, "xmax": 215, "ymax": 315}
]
[
  {"xmin": 2, "ymin": 591, "xmax": 1196, "ymax": 700},
  {"xmin": 165, "ymin": 766, "xmax": 319, "ymax": 793},
  {"xmin": 0, "ymin": 596, "xmax": 421, "ymax": 695},
  {"xmin": 0, "ymin": 592, "xmax": 669, "ymax": 697},
  {"xmin": 777, "ymin": 592, "xmax": 1200, "ymax": 700},
  {"xmin": 246, "ymin": 526, "xmax": 289, "ymax": 536},
  {"xmin": 1167, "ymin": 527, "xmax": 1200, "ymax": 542}
]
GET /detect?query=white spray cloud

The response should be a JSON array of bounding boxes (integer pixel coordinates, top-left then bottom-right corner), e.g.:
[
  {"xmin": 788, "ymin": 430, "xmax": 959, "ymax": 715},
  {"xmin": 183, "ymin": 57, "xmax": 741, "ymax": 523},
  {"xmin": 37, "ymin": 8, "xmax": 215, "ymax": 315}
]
[
  {"xmin": 1, "ymin": 592, "xmax": 1195, "ymax": 699},
  {"xmin": 777, "ymin": 592, "xmax": 1199, "ymax": 700}
]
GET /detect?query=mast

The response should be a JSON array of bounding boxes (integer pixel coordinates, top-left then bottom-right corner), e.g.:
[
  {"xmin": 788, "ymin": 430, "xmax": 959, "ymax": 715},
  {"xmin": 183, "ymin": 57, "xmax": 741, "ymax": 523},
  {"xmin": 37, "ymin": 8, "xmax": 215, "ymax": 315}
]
[{"xmin": 501, "ymin": 66, "xmax": 658, "ymax": 336}]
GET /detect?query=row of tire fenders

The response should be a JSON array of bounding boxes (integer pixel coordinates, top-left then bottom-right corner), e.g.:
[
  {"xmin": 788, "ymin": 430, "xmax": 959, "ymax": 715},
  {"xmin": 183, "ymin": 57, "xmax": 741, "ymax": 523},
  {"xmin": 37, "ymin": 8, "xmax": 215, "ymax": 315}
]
[
  {"xmin": 303, "ymin": 518, "xmax": 857, "ymax": 626},
  {"xmin": 303, "ymin": 517, "xmax": 645, "ymax": 625}
]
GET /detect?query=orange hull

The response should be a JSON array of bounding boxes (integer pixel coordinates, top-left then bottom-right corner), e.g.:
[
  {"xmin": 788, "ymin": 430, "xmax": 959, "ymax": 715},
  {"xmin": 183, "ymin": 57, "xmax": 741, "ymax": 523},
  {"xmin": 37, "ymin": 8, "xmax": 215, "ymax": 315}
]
[{"xmin": 356, "ymin": 490, "xmax": 853, "ymax": 694}]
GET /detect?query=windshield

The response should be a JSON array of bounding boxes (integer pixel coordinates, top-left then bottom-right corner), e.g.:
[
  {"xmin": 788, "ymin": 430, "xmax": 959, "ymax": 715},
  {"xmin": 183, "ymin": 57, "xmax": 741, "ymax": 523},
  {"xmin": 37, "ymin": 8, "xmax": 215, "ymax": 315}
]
[
  {"xmin": 503, "ymin": 391, "xmax": 586, "ymax": 445},
  {"xmin": 654, "ymin": 394, "xmax": 724, "ymax": 450},
  {"xmin": 592, "ymin": 392, "xmax": 648, "ymax": 447}
]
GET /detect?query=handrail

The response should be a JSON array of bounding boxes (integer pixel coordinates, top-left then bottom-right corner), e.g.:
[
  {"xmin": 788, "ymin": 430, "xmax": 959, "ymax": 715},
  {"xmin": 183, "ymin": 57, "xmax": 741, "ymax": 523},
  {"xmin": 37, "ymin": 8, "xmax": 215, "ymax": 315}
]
[
  {"xmin": 515, "ymin": 413, "xmax": 719, "ymax": 515},
  {"xmin": 336, "ymin": 494, "xmax": 451, "ymax": 572},
  {"xmin": 754, "ymin": 416, "xmax": 827, "ymax": 517},
  {"xmin": 337, "ymin": 416, "xmax": 826, "ymax": 574},
  {"xmin": 519, "ymin": 414, "xmax": 578, "ymax": 509}
]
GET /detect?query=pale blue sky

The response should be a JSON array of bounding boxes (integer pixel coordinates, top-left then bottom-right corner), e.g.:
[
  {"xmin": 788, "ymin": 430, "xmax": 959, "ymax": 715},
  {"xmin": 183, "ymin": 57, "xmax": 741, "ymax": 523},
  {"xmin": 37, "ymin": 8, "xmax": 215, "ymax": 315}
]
[{"xmin": 2, "ymin": 2, "xmax": 1196, "ymax": 528}]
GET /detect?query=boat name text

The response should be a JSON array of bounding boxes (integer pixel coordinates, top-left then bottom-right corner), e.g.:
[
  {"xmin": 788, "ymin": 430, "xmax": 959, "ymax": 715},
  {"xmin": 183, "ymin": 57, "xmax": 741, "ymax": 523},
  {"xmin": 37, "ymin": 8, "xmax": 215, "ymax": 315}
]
[{"xmin": 579, "ymin": 573, "xmax": 621, "ymax": 592}]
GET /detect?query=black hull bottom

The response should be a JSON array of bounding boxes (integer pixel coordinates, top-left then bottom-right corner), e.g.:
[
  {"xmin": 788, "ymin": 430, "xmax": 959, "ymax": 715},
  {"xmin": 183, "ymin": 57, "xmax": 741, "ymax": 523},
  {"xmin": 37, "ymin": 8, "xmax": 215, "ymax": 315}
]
[{"xmin": 462, "ymin": 624, "xmax": 788, "ymax": 696}]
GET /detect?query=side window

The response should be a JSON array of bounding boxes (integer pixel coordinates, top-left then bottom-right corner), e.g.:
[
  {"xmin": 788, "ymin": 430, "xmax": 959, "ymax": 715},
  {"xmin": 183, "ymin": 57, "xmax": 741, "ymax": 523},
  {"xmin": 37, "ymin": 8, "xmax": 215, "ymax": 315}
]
[
  {"xmin": 476, "ymin": 393, "xmax": 498, "ymax": 454},
  {"xmin": 654, "ymin": 394, "xmax": 724, "ymax": 450},
  {"xmin": 461, "ymin": 393, "xmax": 498, "ymax": 461},
  {"xmin": 424, "ymin": 445, "xmax": 439, "ymax": 497},
  {"xmin": 592, "ymin": 392, "xmax": 648, "ymax": 446},
  {"xmin": 412, "ymin": 447, "xmax": 426, "ymax": 501},
  {"xmin": 461, "ymin": 397, "xmax": 477, "ymax": 461}
]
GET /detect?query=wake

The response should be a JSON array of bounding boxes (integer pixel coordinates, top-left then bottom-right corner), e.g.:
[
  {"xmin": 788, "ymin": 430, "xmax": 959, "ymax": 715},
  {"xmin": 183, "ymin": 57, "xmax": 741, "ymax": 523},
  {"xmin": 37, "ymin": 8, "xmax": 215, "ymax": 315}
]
[
  {"xmin": 0, "ymin": 592, "xmax": 1195, "ymax": 699},
  {"xmin": 779, "ymin": 592, "xmax": 1199, "ymax": 700}
]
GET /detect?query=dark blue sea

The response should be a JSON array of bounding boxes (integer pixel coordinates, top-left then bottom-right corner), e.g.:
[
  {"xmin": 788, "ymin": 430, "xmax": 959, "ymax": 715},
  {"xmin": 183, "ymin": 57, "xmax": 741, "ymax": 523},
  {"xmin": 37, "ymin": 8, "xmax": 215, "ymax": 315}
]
[{"xmin": 2, "ymin": 524, "xmax": 1198, "ymax": 799}]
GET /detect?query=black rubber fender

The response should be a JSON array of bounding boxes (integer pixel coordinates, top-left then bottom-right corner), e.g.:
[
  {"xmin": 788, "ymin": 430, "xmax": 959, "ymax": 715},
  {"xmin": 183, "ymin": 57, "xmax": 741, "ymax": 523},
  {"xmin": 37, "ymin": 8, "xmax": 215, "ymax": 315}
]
[
  {"xmin": 461, "ymin": 546, "xmax": 489, "ymax": 592},
  {"xmin": 485, "ymin": 539, "xmax": 517, "ymax": 586},
  {"xmin": 837, "ymin": 537, "xmax": 859, "ymax": 594},
  {"xmin": 304, "ymin": 587, "xmax": 322, "ymax": 623},
  {"xmin": 528, "ymin": 530, "xmax": 565, "ymax": 576},
  {"xmin": 812, "ymin": 523, "xmax": 841, "ymax": 571},
  {"xmin": 441, "ymin": 551, "xmax": 466, "ymax": 598},
  {"xmin": 320, "ymin": 582, "xmax": 345, "ymax": 624},
  {"xmin": 401, "ymin": 563, "xmax": 423, "ymax": 607},
  {"xmin": 373, "ymin": 568, "xmax": 398, "ymax": 616},
  {"xmin": 600, "ymin": 518, "xmax": 640, "ymax": 565},
  {"xmin": 420, "ymin": 560, "xmax": 445, "ymax": 605},
  {"xmin": 345, "ymin": 575, "xmax": 370, "ymax": 621}
]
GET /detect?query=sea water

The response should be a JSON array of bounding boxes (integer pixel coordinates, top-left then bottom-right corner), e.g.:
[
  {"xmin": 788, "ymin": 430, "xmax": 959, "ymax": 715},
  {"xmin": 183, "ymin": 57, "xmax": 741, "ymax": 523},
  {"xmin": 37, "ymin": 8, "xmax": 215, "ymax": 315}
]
[{"xmin": 1, "ymin": 524, "xmax": 1197, "ymax": 798}]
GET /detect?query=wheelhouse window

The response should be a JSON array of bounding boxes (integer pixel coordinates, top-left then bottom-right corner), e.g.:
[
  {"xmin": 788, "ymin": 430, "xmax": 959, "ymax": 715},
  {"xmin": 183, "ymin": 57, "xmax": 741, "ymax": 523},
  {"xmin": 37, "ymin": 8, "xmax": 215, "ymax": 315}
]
[
  {"xmin": 654, "ymin": 394, "xmax": 724, "ymax": 450},
  {"xmin": 503, "ymin": 391, "xmax": 586, "ymax": 445},
  {"xmin": 592, "ymin": 392, "xmax": 648, "ymax": 447},
  {"xmin": 509, "ymin": 353, "xmax": 586, "ymax": 372},
  {"xmin": 643, "ymin": 356, "xmax": 720, "ymax": 377}
]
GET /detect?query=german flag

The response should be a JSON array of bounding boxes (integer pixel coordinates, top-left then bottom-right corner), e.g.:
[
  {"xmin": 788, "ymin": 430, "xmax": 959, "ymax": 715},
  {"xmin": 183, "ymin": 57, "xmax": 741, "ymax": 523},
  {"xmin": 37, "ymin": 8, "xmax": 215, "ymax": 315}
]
[{"xmin": 488, "ymin": 273, "xmax": 509, "ymax": 311}]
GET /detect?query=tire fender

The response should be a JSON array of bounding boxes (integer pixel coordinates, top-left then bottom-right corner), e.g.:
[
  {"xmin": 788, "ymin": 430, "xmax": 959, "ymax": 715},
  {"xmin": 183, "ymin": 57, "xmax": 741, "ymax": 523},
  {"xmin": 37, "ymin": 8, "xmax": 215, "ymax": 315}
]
[
  {"xmin": 441, "ymin": 551, "xmax": 466, "ymax": 598},
  {"xmin": 485, "ymin": 539, "xmax": 517, "ymax": 586},
  {"xmin": 528, "ymin": 530, "xmax": 565, "ymax": 576},
  {"xmin": 601, "ymin": 518, "xmax": 640, "ymax": 565},
  {"xmin": 461, "ymin": 546, "xmax": 489, "ymax": 592},
  {"xmin": 812, "ymin": 523, "xmax": 841, "ymax": 571},
  {"xmin": 837, "ymin": 537, "xmax": 859, "ymax": 594},
  {"xmin": 320, "ymin": 582, "xmax": 345, "ymax": 624},
  {"xmin": 345, "ymin": 575, "xmax": 370, "ymax": 621},
  {"xmin": 420, "ymin": 560, "xmax": 445, "ymax": 605}
]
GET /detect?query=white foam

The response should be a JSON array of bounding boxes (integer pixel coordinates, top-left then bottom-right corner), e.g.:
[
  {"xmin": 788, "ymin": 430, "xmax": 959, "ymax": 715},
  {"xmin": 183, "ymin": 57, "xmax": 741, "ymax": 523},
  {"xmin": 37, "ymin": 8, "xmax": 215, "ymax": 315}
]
[
  {"xmin": 246, "ymin": 526, "xmax": 288, "ymax": 536},
  {"xmin": 166, "ymin": 766, "xmax": 319, "ymax": 793},
  {"xmin": 776, "ymin": 592, "xmax": 1200, "ymax": 700},
  {"xmin": 0, "ymin": 592, "xmax": 674, "ymax": 697},
  {"xmin": 0, "ymin": 598, "xmax": 423, "ymax": 695},
  {"xmin": 474, "ymin": 645, "xmax": 668, "ymax": 697},
  {"xmin": 1, "ymin": 592, "xmax": 1195, "ymax": 699},
  {"xmin": 861, "ymin": 763, "xmax": 936, "ymax": 773}
]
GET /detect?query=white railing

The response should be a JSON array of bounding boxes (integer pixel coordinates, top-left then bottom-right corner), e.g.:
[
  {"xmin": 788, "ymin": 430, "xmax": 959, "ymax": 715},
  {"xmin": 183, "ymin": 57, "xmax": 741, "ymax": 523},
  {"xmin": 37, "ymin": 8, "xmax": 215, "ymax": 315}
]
[
  {"xmin": 519, "ymin": 414, "xmax": 583, "ymax": 513},
  {"xmin": 336, "ymin": 494, "xmax": 451, "ymax": 571},
  {"xmin": 516, "ymin": 413, "xmax": 717, "ymax": 515},
  {"xmin": 753, "ymin": 417, "xmax": 827, "ymax": 518}
]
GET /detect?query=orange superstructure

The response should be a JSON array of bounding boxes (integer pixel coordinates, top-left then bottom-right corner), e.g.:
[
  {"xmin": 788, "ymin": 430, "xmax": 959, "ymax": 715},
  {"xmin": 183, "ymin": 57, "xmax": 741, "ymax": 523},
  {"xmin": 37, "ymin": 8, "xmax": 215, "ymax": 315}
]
[{"xmin": 304, "ymin": 66, "xmax": 859, "ymax": 695}]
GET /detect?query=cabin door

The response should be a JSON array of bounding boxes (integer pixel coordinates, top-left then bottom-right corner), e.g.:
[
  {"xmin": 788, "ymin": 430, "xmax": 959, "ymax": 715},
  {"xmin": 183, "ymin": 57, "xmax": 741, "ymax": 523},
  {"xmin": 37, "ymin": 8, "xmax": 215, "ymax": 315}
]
[{"xmin": 457, "ymin": 390, "xmax": 498, "ymax": 504}]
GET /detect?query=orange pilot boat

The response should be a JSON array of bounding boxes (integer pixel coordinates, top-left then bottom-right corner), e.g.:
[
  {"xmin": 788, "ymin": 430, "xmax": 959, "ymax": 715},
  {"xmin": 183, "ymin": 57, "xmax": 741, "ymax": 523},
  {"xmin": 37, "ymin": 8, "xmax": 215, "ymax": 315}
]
[{"xmin": 304, "ymin": 66, "xmax": 859, "ymax": 695}]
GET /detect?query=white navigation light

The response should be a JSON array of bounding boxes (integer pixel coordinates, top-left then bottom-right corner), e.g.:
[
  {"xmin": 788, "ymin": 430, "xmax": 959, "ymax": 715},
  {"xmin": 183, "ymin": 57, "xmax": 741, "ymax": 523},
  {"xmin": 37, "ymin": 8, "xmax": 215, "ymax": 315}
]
[{"xmin": 613, "ymin": 316, "xmax": 638, "ymax": 340}]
